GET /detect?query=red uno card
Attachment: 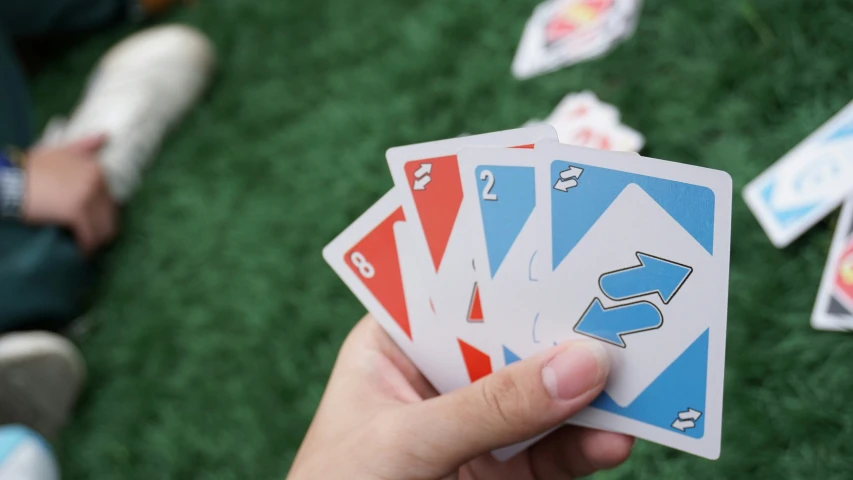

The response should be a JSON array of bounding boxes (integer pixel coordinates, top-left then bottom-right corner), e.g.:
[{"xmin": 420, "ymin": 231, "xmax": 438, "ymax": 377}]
[
  {"xmin": 813, "ymin": 197, "xmax": 853, "ymax": 330},
  {"xmin": 323, "ymin": 188, "xmax": 481, "ymax": 393},
  {"xmin": 386, "ymin": 126, "xmax": 557, "ymax": 379}
]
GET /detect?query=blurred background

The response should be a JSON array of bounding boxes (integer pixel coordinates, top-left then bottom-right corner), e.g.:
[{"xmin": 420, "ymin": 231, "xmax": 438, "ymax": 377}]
[{"xmin": 19, "ymin": 0, "xmax": 853, "ymax": 477}]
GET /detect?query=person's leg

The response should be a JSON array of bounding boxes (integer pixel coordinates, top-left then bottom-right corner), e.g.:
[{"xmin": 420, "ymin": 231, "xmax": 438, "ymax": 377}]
[
  {"xmin": 0, "ymin": 222, "xmax": 95, "ymax": 333},
  {"xmin": 0, "ymin": 0, "xmax": 130, "ymax": 38},
  {"xmin": 0, "ymin": 30, "xmax": 34, "ymax": 150},
  {"xmin": 0, "ymin": 25, "xmax": 214, "ymax": 333},
  {"xmin": 0, "ymin": 26, "xmax": 94, "ymax": 334}
]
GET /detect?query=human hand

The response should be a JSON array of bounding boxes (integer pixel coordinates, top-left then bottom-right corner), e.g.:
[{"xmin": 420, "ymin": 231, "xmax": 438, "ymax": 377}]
[
  {"xmin": 23, "ymin": 134, "xmax": 117, "ymax": 255},
  {"xmin": 288, "ymin": 315, "xmax": 633, "ymax": 479}
]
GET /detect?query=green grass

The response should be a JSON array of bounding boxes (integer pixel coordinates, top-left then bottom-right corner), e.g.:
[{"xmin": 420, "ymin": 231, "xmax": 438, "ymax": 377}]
[{"xmin": 25, "ymin": 0, "xmax": 853, "ymax": 477}]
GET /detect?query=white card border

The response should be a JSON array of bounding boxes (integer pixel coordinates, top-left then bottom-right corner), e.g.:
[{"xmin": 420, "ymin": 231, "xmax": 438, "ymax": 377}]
[{"xmin": 533, "ymin": 140, "xmax": 732, "ymax": 460}]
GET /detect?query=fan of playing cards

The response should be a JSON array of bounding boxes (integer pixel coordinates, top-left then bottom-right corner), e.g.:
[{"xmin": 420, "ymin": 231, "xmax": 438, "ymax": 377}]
[{"xmin": 324, "ymin": 125, "xmax": 733, "ymax": 460}]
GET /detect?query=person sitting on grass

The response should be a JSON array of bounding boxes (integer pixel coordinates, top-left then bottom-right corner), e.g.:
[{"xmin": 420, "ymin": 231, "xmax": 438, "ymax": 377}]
[{"xmin": 0, "ymin": 0, "xmax": 214, "ymax": 476}]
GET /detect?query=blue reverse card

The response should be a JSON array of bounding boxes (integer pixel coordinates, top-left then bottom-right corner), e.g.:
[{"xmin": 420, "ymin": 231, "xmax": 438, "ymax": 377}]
[{"xmin": 533, "ymin": 142, "xmax": 731, "ymax": 459}]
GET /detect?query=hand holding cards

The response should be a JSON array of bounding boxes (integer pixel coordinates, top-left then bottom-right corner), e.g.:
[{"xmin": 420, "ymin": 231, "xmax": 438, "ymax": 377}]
[{"xmin": 324, "ymin": 126, "xmax": 733, "ymax": 460}]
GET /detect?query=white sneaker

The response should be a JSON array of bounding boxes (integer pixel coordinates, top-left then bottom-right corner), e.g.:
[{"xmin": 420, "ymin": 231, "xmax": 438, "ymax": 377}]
[
  {"xmin": 44, "ymin": 24, "xmax": 216, "ymax": 202},
  {"xmin": 0, "ymin": 332, "xmax": 86, "ymax": 441}
]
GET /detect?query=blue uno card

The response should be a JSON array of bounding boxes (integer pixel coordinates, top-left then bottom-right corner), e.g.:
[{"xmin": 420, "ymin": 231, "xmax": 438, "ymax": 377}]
[
  {"xmin": 533, "ymin": 141, "xmax": 732, "ymax": 459},
  {"xmin": 744, "ymin": 100, "xmax": 853, "ymax": 248},
  {"xmin": 456, "ymin": 148, "xmax": 544, "ymax": 365}
]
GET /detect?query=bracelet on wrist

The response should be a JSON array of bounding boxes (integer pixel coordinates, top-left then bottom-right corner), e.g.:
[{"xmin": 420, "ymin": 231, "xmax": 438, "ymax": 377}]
[{"xmin": 0, "ymin": 150, "xmax": 25, "ymax": 219}]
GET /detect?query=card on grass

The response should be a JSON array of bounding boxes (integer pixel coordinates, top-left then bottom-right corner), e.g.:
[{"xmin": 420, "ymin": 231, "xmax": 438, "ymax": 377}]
[
  {"xmin": 529, "ymin": 91, "xmax": 645, "ymax": 152},
  {"xmin": 529, "ymin": 140, "xmax": 731, "ymax": 459},
  {"xmin": 812, "ymin": 196, "xmax": 853, "ymax": 332},
  {"xmin": 385, "ymin": 126, "xmax": 558, "ymax": 376},
  {"xmin": 744, "ymin": 100, "xmax": 853, "ymax": 248},
  {"xmin": 512, "ymin": 0, "xmax": 642, "ymax": 79},
  {"xmin": 546, "ymin": 91, "xmax": 620, "ymax": 125},
  {"xmin": 552, "ymin": 117, "xmax": 644, "ymax": 152}
]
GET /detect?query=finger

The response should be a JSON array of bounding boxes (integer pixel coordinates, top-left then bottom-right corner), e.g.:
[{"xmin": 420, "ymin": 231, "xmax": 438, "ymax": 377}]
[
  {"xmin": 94, "ymin": 190, "xmax": 118, "ymax": 245},
  {"xmin": 529, "ymin": 426, "xmax": 634, "ymax": 478},
  {"xmin": 65, "ymin": 133, "xmax": 108, "ymax": 154},
  {"xmin": 402, "ymin": 340, "xmax": 610, "ymax": 472},
  {"xmin": 72, "ymin": 215, "xmax": 97, "ymax": 256},
  {"xmin": 357, "ymin": 315, "xmax": 438, "ymax": 399}
]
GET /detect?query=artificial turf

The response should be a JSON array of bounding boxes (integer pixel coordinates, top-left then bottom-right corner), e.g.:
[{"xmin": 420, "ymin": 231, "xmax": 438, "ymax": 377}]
[{"xmin": 25, "ymin": 0, "xmax": 853, "ymax": 477}]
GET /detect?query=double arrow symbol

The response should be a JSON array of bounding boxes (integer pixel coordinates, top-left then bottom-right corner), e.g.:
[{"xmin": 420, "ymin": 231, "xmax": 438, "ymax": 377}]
[
  {"xmin": 573, "ymin": 299, "xmax": 662, "ymax": 348},
  {"xmin": 553, "ymin": 166, "xmax": 584, "ymax": 192},
  {"xmin": 671, "ymin": 408, "xmax": 702, "ymax": 431},
  {"xmin": 574, "ymin": 253, "xmax": 692, "ymax": 347},
  {"xmin": 413, "ymin": 163, "xmax": 432, "ymax": 191}
]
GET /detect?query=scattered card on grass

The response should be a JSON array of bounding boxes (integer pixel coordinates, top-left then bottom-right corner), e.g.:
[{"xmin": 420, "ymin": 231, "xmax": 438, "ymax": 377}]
[
  {"xmin": 812, "ymin": 197, "xmax": 853, "ymax": 332},
  {"xmin": 546, "ymin": 90, "xmax": 620, "ymax": 124},
  {"xmin": 527, "ymin": 91, "xmax": 645, "ymax": 152},
  {"xmin": 743, "ymin": 100, "xmax": 853, "ymax": 248},
  {"xmin": 512, "ymin": 0, "xmax": 642, "ymax": 79}
]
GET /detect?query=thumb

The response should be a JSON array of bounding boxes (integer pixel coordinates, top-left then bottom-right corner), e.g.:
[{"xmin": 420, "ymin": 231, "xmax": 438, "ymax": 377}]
[
  {"xmin": 406, "ymin": 340, "xmax": 609, "ymax": 469},
  {"xmin": 64, "ymin": 134, "xmax": 108, "ymax": 154}
]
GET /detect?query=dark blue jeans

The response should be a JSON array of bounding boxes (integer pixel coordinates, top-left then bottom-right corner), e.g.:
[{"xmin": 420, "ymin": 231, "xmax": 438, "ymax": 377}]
[{"xmin": 0, "ymin": 0, "xmax": 128, "ymax": 332}]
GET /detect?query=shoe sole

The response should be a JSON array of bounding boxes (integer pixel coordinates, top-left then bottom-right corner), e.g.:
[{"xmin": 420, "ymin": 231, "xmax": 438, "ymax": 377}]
[{"xmin": 0, "ymin": 333, "xmax": 85, "ymax": 440}]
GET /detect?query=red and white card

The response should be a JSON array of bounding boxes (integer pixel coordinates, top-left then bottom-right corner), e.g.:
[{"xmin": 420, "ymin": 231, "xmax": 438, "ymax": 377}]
[
  {"xmin": 812, "ymin": 197, "xmax": 853, "ymax": 331},
  {"xmin": 322, "ymin": 188, "xmax": 474, "ymax": 392},
  {"xmin": 385, "ymin": 126, "xmax": 558, "ymax": 375}
]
